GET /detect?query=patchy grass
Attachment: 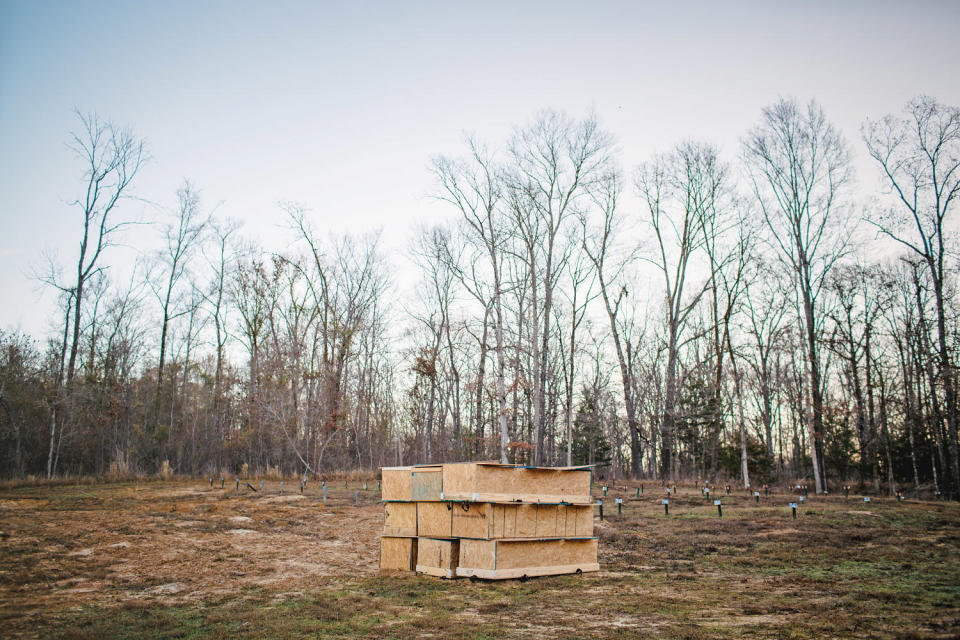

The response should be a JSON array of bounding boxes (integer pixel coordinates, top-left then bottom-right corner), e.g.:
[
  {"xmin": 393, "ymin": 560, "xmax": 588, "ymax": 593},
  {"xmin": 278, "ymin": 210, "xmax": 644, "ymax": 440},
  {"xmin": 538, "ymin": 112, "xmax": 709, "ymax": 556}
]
[{"xmin": 0, "ymin": 481, "xmax": 958, "ymax": 638}]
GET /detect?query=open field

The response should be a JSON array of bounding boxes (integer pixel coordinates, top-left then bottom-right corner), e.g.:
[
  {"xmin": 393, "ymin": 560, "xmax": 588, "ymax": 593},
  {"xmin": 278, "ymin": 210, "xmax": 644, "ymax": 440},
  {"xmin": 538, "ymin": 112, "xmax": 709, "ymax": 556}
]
[{"xmin": 1, "ymin": 479, "xmax": 958, "ymax": 639}]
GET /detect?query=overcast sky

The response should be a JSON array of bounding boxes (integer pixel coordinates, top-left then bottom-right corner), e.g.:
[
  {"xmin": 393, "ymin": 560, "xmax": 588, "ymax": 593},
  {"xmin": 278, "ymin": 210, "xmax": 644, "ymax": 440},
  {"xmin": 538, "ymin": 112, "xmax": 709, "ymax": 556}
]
[{"xmin": 1, "ymin": 0, "xmax": 959, "ymax": 338}]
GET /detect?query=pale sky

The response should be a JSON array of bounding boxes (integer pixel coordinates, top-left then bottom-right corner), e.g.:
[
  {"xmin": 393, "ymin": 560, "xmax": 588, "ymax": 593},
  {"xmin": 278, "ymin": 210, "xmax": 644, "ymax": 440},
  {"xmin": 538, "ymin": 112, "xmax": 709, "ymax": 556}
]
[{"xmin": 1, "ymin": 0, "xmax": 959, "ymax": 338}]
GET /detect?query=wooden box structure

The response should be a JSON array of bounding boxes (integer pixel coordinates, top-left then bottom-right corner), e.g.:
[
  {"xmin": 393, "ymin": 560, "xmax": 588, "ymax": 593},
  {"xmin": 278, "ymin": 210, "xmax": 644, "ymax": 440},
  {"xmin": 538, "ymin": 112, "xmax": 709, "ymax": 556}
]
[
  {"xmin": 383, "ymin": 502, "xmax": 417, "ymax": 537},
  {"xmin": 457, "ymin": 538, "xmax": 599, "ymax": 580},
  {"xmin": 441, "ymin": 463, "xmax": 593, "ymax": 504},
  {"xmin": 380, "ymin": 536, "xmax": 418, "ymax": 571},
  {"xmin": 380, "ymin": 462, "xmax": 598, "ymax": 580},
  {"xmin": 415, "ymin": 538, "xmax": 460, "ymax": 578}
]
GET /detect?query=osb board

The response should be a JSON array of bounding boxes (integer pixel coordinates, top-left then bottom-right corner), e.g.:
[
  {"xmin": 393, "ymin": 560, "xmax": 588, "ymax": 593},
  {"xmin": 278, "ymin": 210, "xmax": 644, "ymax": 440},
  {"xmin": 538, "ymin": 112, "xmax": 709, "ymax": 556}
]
[
  {"xmin": 380, "ymin": 536, "xmax": 417, "ymax": 571},
  {"xmin": 381, "ymin": 467, "xmax": 412, "ymax": 501},
  {"xmin": 416, "ymin": 501, "xmax": 453, "ymax": 538},
  {"xmin": 411, "ymin": 469, "xmax": 443, "ymax": 501},
  {"xmin": 383, "ymin": 502, "xmax": 417, "ymax": 536},
  {"xmin": 441, "ymin": 463, "xmax": 592, "ymax": 503},
  {"xmin": 451, "ymin": 502, "xmax": 491, "ymax": 539},
  {"xmin": 559, "ymin": 504, "xmax": 594, "ymax": 537},
  {"xmin": 416, "ymin": 537, "xmax": 460, "ymax": 578},
  {"xmin": 459, "ymin": 538, "xmax": 496, "ymax": 570},
  {"xmin": 452, "ymin": 503, "xmax": 594, "ymax": 539},
  {"xmin": 456, "ymin": 538, "xmax": 599, "ymax": 580}
]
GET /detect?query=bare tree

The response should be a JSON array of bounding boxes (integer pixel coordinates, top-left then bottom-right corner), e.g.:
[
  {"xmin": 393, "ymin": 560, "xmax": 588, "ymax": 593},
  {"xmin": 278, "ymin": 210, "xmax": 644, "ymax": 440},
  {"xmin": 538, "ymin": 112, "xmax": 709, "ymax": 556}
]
[
  {"xmin": 582, "ymin": 170, "xmax": 646, "ymax": 476},
  {"xmin": 506, "ymin": 110, "xmax": 613, "ymax": 464},
  {"xmin": 638, "ymin": 141, "xmax": 722, "ymax": 481},
  {"xmin": 150, "ymin": 181, "xmax": 206, "ymax": 423},
  {"xmin": 863, "ymin": 96, "xmax": 960, "ymax": 498},
  {"xmin": 432, "ymin": 138, "xmax": 511, "ymax": 463},
  {"xmin": 42, "ymin": 110, "xmax": 146, "ymax": 477},
  {"xmin": 743, "ymin": 98, "xmax": 852, "ymax": 494}
]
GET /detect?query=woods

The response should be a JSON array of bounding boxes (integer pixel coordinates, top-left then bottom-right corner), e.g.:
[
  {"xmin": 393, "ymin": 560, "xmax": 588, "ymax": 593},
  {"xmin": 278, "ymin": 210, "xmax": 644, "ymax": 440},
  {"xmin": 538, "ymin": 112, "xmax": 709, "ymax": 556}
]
[{"xmin": 1, "ymin": 97, "xmax": 958, "ymax": 499}]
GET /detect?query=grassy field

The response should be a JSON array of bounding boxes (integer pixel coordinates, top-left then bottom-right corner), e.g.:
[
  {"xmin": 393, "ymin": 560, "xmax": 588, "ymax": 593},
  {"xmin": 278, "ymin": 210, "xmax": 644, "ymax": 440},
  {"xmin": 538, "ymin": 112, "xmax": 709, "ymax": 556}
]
[{"xmin": 0, "ymin": 478, "xmax": 958, "ymax": 639}]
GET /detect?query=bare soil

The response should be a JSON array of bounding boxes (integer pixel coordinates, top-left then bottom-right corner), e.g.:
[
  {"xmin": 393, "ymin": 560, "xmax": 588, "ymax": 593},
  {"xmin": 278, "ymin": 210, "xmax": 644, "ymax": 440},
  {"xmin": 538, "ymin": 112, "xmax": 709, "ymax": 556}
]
[{"xmin": 1, "ymin": 480, "xmax": 958, "ymax": 639}]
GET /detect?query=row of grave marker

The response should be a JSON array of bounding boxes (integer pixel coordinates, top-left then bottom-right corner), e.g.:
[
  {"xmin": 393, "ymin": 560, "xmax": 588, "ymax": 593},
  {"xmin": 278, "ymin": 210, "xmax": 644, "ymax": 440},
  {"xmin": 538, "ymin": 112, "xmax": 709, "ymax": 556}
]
[{"xmin": 595, "ymin": 493, "xmax": 879, "ymax": 520}]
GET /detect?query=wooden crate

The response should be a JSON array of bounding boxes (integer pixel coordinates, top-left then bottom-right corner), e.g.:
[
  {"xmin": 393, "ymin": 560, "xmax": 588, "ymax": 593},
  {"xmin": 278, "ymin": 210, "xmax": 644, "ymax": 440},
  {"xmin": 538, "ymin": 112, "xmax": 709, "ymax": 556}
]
[
  {"xmin": 383, "ymin": 502, "xmax": 417, "ymax": 536},
  {"xmin": 380, "ymin": 536, "xmax": 417, "ymax": 572},
  {"xmin": 456, "ymin": 538, "xmax": 599, "ymax": 580},
  {"xmin": 381, "ymin": 466, "xmax": 413, "ymax": 501},
  {"xmin": 416, "ymin": 537, "xmax": 460, "ymax": 578},
  {"xmin": 451, "ymin": 503, "xmax": 593, "ymax": 539},
  {"xmin": 416, "ymin": 501, "xmax": 453, "ymax": 538},
  {"xmin": 441, "ymin": 463, "xmax": 592, "ymax": 504},
  {"xmin": 411, "ymin": 468, "xmax": 443, "ymax": 501}
]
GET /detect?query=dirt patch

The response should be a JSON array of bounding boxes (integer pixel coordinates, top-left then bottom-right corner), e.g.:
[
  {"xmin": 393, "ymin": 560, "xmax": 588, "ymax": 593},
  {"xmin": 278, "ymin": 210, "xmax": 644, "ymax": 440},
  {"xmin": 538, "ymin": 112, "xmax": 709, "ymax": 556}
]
[
  {"xmin": 0, "ymin": 481, "xmax": 958, "ymax": 639},
  {"xmin": 0, "ymin": 479, "xmax": 382, "ymax": 629}
]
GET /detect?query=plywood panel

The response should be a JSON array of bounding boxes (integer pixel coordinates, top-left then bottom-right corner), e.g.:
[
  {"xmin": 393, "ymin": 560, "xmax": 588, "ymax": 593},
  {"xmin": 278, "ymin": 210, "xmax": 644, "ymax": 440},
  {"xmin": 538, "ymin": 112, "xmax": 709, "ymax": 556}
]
[
  {"xmin": 514, "ymin": 504, "xmax": 539, "ymax": 537},
  {"xmin": 455, "ymin": 538, "xmax": 599, "ymax": 580},
  {"xmin": 558, "ymin": 504, "xmax": 593, "ymax": 537},
  {"xmin": 380, "ymin": 536, "xmax": 417, "ymax": 571},
  {"xmin": 451, "ymin": 502, "xmax": 490, "ymax": 539},
  {"xmin": 440, "ymin": 463, "xmax": 592, "ymax": 503},
  {"xmin": 416, "ymin": 501, "xmax": 453, "ymax": 538},
  {"xmin": 496, "ymin": 538, "xmax": 597, "ymax": 570},
  {"xmin": 440, "ymin": 463, "xmax": 477, "ymax": 500},
  {"xmin": 380, "ymin": 467, "xmax": 413, "ymax": 501},
  {"xmin": 536, "ymin": 504, "xmax": 559, "ymax": 537},
  {"xmin": 383, "ymin": 502, "xmax": 417, "ymax": 536},
  {"xmin": 459, "ymin": 538, "xmax": 496, "ymax": 570},
  {"xmin": 416, "ymin": 537, "xmax": 460, "ymax": 578},
  {"xmin": 411, "ymin": 469, "xmax": 443, "ymax": 501}
]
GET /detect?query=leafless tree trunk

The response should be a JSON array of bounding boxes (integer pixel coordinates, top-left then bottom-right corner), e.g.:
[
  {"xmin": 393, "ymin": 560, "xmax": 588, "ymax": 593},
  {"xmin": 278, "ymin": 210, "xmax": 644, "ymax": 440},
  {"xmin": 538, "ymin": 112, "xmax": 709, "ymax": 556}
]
[
  {"xmin": 864, "ymin": 95, "xmax": 960, "ymax": 498},
  {"xmin": 744, "ymin": 98, "xmax": 852, "ymax": 493}
]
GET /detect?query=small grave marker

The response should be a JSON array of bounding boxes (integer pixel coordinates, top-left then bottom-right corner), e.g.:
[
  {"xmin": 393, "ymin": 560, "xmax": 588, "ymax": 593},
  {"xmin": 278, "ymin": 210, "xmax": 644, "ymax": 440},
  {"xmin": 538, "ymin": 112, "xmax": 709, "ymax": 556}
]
[
  {"xmin": 714, "ymin": 499, "xmax": 722, "ymax": 518},
  {"xmin": 863, "ymin": 496, "xmax": 871, "ymax": 503},
  {"xmin": 662, "ymin": 498, "xmax": 669, "ymax": 516},
  {"xmin": 754, "ymin": 491, "xmax": 760, "ymax": 504},
  {"xmin": 615, "ymin": 497, "xmax": 623, "ymax": 515},
  {"xmin": 789, "ymin": 502, "xmax": 797, "ymax": 519}
]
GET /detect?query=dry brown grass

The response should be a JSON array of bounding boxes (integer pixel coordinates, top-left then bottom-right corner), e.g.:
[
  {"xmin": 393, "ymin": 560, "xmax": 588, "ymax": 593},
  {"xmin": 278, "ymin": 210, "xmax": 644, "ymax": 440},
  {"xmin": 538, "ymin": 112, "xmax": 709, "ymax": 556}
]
[{"xmin": 0, "ymin": 480, "xmax": 957, "ymax": 639}]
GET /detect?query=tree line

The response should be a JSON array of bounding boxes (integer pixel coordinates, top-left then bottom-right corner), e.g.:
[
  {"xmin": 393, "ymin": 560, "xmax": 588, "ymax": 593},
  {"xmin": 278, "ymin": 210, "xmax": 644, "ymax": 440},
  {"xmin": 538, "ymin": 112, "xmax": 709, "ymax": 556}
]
[{"xmin": 0, "ymin": 97, "xmax": 957, "ymax": 498}]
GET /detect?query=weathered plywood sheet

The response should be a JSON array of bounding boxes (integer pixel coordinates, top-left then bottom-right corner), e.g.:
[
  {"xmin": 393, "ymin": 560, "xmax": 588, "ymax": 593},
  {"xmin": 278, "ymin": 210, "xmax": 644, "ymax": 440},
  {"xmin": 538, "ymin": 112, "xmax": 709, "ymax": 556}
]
[
  {"xmin": 559, "ymin": 504, "xmax": 594, "ymax": 537},
  {"xmin": 495, "ymin": 538, "xmax": 597, "ymax": 570},
  {"xmin": 456, "ymin": 538, "xmax": 599, "ymax": 580},
  {"xmin": 440, "ymin": 463, "xmax": 476, "ymax": 500},
  {"xmin": 380, "ymin": 536, "xmax": 417, "ymax": 571},
  {"xmin": 380, "ymin": 467, "xmax": 413, "ymax": 501},
  {"xmin": 411, "ymin": 469, "xmax": 443, "ymax": 501},
  {"xmin": 459, "ymin": 538, "xmax": 496, "ymax": 571},
  {"xmin": 383, "ymin": 502, "xmax": 417, "ymax": 536},
  {"xmin": 441, "ymin": 463, "xmax": 591, "ymax": 503},
  {"xmin": 451, "ymin": 502, "xmax": 491, "ymax": 539},
  {"xmin": 449, "ymin": 502, "xmax": 592, "ymax": 539},
  {"xmin": 416, "ymin": 501, "xmax": 453, "ymax": 538},
  {"xmin": 416, "ymin": 537, "xmax": 460, "ymax": 578}
]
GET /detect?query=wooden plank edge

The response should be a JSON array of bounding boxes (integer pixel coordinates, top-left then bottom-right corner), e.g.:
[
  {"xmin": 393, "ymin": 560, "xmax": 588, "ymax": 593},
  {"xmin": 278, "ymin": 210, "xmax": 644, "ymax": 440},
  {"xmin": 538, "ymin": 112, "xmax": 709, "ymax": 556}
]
[
  {"xmin": 416, "ymin": 565, "xmax": 458, "ymax": 579},
  {"xmin": 455, "ymin": 563, "xmax": 600, "ymax": 580},
  {"xmin": 441, "ymin": 492, "xmax": 594, "ymax": 505}
]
